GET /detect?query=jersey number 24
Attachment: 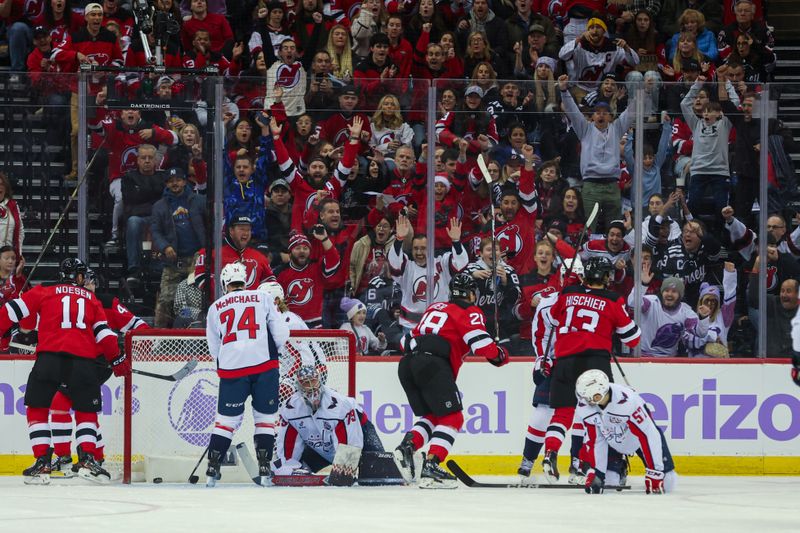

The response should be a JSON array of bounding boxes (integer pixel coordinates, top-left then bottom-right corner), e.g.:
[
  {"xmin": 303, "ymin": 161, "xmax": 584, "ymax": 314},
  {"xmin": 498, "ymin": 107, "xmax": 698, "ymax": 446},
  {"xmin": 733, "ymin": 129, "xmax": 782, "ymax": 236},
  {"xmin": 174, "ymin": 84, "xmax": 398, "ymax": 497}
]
[{"xmin": 220, "ymin": 306, "xmax": 260, "ymax": 344}]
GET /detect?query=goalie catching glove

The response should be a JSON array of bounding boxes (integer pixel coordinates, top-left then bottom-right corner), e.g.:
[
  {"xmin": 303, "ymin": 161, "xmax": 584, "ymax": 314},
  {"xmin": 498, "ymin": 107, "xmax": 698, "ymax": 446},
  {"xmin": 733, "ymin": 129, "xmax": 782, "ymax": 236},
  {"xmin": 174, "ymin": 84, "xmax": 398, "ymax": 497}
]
[
  {"xmin": 584, "ymin": 469, "xmax": 605, "ymax": 494},
  {"xmin": 645, "ymin": 469, "xmax": 664, "ymax": 494}
]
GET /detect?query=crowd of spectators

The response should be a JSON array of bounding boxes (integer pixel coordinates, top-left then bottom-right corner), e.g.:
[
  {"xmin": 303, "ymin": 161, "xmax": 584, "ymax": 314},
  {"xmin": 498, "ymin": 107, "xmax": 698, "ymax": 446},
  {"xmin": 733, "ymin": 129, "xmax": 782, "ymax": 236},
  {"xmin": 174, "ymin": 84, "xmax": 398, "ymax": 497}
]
[{"xmin": 0, "ymin": 0, "xmax": 797, "ymax": 358}]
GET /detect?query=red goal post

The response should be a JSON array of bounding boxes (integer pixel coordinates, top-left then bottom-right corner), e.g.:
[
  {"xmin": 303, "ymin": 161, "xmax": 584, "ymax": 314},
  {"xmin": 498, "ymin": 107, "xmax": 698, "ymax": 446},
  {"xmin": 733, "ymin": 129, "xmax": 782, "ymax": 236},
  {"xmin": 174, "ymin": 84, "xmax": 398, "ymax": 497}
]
[{"xmin": 112, "ymin": 328, "xmax": 356, "ymax": 484}]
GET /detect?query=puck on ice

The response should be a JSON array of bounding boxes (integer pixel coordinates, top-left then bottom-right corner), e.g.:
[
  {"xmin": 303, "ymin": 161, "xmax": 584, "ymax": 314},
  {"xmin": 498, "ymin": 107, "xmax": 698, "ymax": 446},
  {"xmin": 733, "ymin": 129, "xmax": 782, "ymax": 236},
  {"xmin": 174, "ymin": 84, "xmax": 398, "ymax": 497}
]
[{"xmin": 153, "ymin": 477, "xmax": 163, "ymax": 484}]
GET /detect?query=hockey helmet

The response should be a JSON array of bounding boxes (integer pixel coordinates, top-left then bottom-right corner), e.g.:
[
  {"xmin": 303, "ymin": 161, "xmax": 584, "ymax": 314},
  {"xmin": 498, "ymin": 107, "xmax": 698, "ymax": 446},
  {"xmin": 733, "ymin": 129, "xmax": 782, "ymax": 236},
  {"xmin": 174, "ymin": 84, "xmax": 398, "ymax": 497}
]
[
  {"xmin": 583, "ymin": 256, "xmax": 614, "ymax": 284},
  {"xmin": 575, "ymin": 369, "xmax": 610, "ymax": 406},
  {"xmin": 258, "ymin": 281, "xmax": 285, "ymax": 302},
  {"xmin": 449, "ymin": 273, "xmax": 477, "ymax": 300},
  {"xmin": 296, "ymin": 365, "xmax": 322, "ymax": 410},
  {"xmin": 59, "ymin": 257, "xmax": 88, "ymax": 283},
  {"xmin": 220, "ymin": 262, "xmax": 248, "ymax": 293}
]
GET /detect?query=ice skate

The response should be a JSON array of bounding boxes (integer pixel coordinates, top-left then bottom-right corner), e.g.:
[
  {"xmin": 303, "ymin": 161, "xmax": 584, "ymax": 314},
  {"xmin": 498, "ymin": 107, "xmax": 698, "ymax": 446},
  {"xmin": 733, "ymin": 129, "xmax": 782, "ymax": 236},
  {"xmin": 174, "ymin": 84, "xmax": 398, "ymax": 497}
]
[
  {"xmin": 23, "ymin": 453, "xmax": 52, "ymax": 485},
  {"xmin": 568, "ymin": 458, "xmax": 589, "ymax": 485},
  {"xmin": 256, "ymin": 448, "xmax": 273, "ymax": 487},
  {"xmin": 206, "ymin": 449, "xmax": 223, "ymax": 488},
  {"xmin": 51, "ymin": 454, "xmax": 75, "ymax": 479},
  {"xmin": 517, "ymin": 457, "xmax": 534, "ymax": 478},
  {"xmin": 392, "ymin": 432, "xmax": 416, "ymax": 483},
  {"xmin": 542, "ymin": 450, "xmax": 560, "ymax": 483},
  {"xmin": 419, "ymin": 457, "xmax": 457, "ymax": 489},
  {"xmin": 75, "ymin": 447, "xmax": 110, "ymax": 484}
]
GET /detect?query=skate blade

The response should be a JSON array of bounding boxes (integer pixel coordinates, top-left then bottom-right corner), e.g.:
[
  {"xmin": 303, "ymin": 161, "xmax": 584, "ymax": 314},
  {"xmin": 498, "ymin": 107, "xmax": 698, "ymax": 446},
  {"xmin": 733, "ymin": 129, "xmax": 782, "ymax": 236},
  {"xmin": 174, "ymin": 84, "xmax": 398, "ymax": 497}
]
[
  {"xmin": 23, "ymin": 474, "xmax": 51, "ymax": 485},
  {"xmin": 391, "ymin": 449, "xmax": 413, "ymax": 484},
  {"xmin": 259, "ymin": 475, "xmax": 273, "ymax": 487},
  {"xmin": 50, "ymin": 470, "xmax": 76, "ymax": 479},
  {"xmin": 77, "ymin": 468, "xmax": 110, "ymax": 485},
  {"xmin": 206, "ymin": 476, "xmax": 219, "ymax": 488},
  {"xmin": 419, "ymin": 477, "xmax": 458, "ymax": 490}
]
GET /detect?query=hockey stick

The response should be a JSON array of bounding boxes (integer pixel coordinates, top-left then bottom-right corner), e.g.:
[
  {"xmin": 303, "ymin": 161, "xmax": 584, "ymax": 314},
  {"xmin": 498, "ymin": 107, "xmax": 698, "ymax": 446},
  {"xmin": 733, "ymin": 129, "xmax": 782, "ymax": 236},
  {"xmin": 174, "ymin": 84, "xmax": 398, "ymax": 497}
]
[
  {"xmin": 22, "ymin": 139, "xmax": 106, "ymax": 290},
  {"xmin": 235, "ymin": 442, "xmax": 268, "ymax": 486},
  {"xmin": 611, "ymin": 353, "xmax": 633, "ymax": 387},
  {"xmin": 188, "ymin": 444, "xmax": 209, "ymax": 484},
  {"xmin": 540, "ymin": 202, "xmax": 600, "ymax": 359},
  {"xmin": 446, "ymin": 460, "xmax": 630, "ymax": 490},
  {"xmin": 477, "ymin": 153, "xmax": 500, "ymax": 341},
  {"xmin": 128, "ymin": 359, "xmax": 198, "ymax": 382}
]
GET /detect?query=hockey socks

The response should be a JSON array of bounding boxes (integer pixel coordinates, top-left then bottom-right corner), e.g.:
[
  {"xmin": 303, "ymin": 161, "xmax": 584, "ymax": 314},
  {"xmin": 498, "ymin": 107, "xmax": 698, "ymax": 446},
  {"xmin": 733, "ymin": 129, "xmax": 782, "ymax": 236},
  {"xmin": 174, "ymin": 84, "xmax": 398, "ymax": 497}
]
[
  {"xmin": 427, "ymin": 412, "xmax": 464, "ymax": 463},
  {"xmin": 410, "ymin": 418, "xmax": 433, "ymax": 451},
  {"xmin": 544, "ymin": 407, "xmax": 575, "ymax": 454},
  {"xmin": 50, "ymin": 391, "xmax": 73, "ymax": 458},
  {"xmin": 26, "ymin": 407, "xmax": 51, "ymax": 458},
  {"xmin": 74, "ymin": 411, "xmax": 98, "ymax": 455}
]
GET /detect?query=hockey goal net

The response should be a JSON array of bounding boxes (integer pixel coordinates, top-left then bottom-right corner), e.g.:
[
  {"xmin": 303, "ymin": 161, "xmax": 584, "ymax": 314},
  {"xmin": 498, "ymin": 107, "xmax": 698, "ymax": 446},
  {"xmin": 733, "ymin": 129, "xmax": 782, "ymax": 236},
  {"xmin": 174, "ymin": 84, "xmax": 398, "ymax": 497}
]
[{"xmin": 102, "ymin": 329, "xmax": 356, "ymax": 483}]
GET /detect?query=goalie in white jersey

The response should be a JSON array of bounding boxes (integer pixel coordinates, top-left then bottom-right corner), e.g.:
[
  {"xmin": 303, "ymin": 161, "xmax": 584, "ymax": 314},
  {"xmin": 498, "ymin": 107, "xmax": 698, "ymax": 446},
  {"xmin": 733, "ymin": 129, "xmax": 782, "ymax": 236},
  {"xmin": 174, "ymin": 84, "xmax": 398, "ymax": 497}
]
[
  {"xmin": 274, "ymin": 366, "xmax": 398, "ymax": 484},
  {"xmin": 205, "ymin": 263, "xmax": 292, "ymax": 486},
  {"xmin": 575, "ymin": 370, "xmax": 677, "ymax": 494}
]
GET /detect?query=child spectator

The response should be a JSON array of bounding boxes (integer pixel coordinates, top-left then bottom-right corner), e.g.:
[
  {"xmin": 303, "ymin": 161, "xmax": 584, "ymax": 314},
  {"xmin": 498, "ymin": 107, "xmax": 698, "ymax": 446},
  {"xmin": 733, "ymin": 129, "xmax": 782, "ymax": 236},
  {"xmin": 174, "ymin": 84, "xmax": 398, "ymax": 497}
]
[
  {"xmin": 339, "ymin": 297, "xmax": 387, "ymax": 355},
  {"xmin": 684, "ymin": 262, "xmax": 738, "ymax": 357},
  {"xmin": 624, "ymin": 112, "xmax": 673, "ymax": 208}
]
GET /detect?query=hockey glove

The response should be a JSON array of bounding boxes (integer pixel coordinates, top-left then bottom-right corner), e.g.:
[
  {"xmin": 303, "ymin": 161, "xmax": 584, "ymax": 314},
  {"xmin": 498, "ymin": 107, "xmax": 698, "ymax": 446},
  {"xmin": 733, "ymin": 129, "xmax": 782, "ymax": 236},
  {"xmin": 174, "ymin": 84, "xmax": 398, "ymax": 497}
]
[
  {"xmin": 533, "ymin": 355, "xmax": 552, "ymax": 384},
  {"xmin": 109, "ymin": 352, "xmax": 131, "ymax": 378},
  {"xmin": 792, "ymin": 352, "xmax": 800, "ymax": 387},
  {"xmin": 584, "ymin": 469, "xmax": 604, "ymax": 494},
  {"xmin": 488, "ymin": 346, "xmax": 509, "ymax": 367},
  {"xmin": 645, "ymin": 469, "xmax": 665, "ymax": 494}
]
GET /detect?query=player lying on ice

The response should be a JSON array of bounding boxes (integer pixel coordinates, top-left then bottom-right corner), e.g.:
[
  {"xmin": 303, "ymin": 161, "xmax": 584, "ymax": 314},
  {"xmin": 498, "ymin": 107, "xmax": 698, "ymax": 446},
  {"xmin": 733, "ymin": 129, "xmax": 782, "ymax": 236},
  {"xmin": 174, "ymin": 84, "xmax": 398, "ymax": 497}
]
[
  {"xmin": 273, "ymin": 366, "xmax": 404, "ymax": 486},
  {"xmin": 575, "ymin": 369, "xmax": 677, "ymax": 494}
]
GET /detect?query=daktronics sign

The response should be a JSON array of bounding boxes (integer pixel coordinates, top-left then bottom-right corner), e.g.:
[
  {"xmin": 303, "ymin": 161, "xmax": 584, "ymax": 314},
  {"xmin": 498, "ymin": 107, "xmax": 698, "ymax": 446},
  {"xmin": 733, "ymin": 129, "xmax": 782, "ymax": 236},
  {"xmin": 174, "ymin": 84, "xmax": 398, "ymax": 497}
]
[{"xmin": 0, "ymin": 359, "xmax": 796, "ymax": 458}]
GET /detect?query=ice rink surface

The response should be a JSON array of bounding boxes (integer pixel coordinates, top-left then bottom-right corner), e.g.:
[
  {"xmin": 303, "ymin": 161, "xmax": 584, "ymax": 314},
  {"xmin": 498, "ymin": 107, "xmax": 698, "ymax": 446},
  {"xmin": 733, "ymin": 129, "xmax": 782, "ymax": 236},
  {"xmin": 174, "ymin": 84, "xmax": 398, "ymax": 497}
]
[{"xmin": 0, "ymin": 475, "xmax": 794, "ymax": 533}]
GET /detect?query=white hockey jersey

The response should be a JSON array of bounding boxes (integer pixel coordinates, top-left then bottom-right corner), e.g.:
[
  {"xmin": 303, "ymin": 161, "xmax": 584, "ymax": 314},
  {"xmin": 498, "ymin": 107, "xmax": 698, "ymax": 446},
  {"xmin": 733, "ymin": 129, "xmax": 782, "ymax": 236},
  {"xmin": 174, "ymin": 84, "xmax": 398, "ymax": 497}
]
[
  {"xmin": 628, "ymin": 293, "xmax": 709, "ymax": 357},
  {"xmin": 577, "ymin": 383, "xmax": 665, "ymax": 474},
  {"xmin": 206, "ymin": 289, "xmax": 291, "ymax": 378},
  {"xmin": 388, "ymin": 241, "xmax": 469, "ymax": 329},
  {"xmin": 531, "ymin": 291, "xmax": 558, "ymax": 362},
  {"xmin": 559, "ymin": 38, "xmax": 639, "ymax": 91},
  {"xmin": 274, "ymin": 387, "xmax": 364, "ymax": 475}
]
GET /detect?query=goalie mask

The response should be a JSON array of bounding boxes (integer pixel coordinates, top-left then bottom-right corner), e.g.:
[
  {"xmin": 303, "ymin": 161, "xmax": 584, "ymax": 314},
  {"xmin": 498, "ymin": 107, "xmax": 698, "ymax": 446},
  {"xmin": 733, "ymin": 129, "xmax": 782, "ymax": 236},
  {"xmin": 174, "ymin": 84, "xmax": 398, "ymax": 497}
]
[
  {"xmin": 297, "ymin": 365, "xmax": 322, "ymax": 410},
  {"xmin": 220, "ymin": 262, "xmax": 248, "ymax": 293},
  {"xmin": 575, "ymin": 369, "xmax": 610, "ymax": 406}
]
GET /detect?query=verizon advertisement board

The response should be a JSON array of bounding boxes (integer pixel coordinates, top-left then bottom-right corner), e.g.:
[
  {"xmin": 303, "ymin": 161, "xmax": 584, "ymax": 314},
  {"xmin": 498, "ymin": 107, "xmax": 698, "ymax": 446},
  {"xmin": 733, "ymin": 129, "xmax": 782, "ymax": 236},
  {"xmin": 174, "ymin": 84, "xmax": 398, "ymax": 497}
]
[{"xmin": 0, "ymin": 359, "xmax": 796, "ymax": 459}]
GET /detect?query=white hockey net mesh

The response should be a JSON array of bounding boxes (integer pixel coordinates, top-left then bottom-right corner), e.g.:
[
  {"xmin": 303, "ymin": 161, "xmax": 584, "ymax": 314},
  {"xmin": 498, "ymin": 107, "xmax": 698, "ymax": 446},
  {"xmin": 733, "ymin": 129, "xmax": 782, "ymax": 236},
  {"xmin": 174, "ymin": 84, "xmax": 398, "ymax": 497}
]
[{"xmin": 102, "ymin": 329, "xmax": 355, "ymax": 483}]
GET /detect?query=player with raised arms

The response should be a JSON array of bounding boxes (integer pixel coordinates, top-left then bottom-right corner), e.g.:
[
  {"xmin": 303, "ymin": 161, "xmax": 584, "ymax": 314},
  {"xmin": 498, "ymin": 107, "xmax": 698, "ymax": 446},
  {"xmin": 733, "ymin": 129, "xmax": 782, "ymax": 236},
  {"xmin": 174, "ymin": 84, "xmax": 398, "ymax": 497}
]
[
  {"xmin": 541, "ymin": 256, "xmax": 641, "ymax": 483},
  {"xmin": 0, "ymin": 258, "xmax": 127, "ymax": 484},
  {"xmin": 575, "ymin": 369, "xmax": 677, "ymax": 494},
  {"xmin": 205, "ymin": 262, "xmax": 291, "ymax": 486},
  {"xmin": 392, "ymin": 273, "xmax": 509, "ymax": 488}
]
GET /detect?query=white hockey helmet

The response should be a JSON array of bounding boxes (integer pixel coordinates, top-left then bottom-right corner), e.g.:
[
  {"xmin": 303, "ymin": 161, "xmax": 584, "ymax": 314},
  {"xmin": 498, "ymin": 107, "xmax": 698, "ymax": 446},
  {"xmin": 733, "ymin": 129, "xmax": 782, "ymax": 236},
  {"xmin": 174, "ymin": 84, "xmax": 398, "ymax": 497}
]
[
  {"xmin": 220, "ymin": 262, "xmax": 248, "ymax": 293},
  {"xmin": 258, "ymin": 281, "xmax": 284, "ymax": 302},
  {"xmin": 575, "ymin": 369, "xmax": 610, "ymax": 406},
  {"xmin": 560, "ymin": 256, "xmax": 584, "ymax": 279}
]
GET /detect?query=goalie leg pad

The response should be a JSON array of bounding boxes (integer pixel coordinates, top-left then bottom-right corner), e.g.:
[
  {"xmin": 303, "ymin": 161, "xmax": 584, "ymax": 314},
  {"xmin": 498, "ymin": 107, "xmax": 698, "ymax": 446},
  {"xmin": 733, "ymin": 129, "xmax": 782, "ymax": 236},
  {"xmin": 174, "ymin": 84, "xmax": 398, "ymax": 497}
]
[{"xmin": 357, "ymin": 451, "xmax": 406, "ymax": 486}]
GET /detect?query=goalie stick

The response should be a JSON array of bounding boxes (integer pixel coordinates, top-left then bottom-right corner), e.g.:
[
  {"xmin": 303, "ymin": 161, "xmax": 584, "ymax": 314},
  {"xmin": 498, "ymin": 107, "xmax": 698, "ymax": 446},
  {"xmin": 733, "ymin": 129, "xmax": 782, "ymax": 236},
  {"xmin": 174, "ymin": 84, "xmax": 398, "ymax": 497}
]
[
  {"xmin": 477, "ymin": 153, "xmax": 500, "ymax": 342},
  {"xmin": 8, "ymin": 342, "xmax": 198, "ymax": 381},
  {"xmin": 445, "ymin": 460, "xmax": 630, "ymax": 490},
  {"xmin": 235, "ymin": 443, "xmax": 268, "ymax": 486}
]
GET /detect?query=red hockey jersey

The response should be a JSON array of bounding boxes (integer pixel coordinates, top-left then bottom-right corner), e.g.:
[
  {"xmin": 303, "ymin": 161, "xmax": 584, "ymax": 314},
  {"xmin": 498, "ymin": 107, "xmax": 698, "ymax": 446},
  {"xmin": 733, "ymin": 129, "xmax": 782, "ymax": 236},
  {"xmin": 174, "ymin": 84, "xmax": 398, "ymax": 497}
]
[
  {"xmin": 0, "ymin": 282, "xmax": 118, "ymax": 361},
  {"xmin": 194, "ymin": 240, "xmax": 277, "ymax": 295},
  {"xmin": 275, "ymin": 246, "xmax": 342, "ymax": 326},
  {"xmin": 407, "ymin": 301, "xmax": 507, "ymax": 378},
  {"xmin": 549, "ymin": 285, "xmax": 640, "ymax": 358}
]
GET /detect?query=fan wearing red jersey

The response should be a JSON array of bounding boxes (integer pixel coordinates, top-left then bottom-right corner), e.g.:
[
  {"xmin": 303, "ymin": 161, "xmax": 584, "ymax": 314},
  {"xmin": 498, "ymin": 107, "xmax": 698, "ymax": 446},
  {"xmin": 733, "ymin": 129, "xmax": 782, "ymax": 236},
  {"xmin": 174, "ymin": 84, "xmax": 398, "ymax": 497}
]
[
  {"xmin": 541, "ymin": 256, "xmax": 641, "ymax": 484},
  {"xmin": 0, "ymin": 259, "xmax": 127, "ymax": 485},
  {"xmin": 393, "ymin": 274, "xmax": 508, "ymax": 489}
]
